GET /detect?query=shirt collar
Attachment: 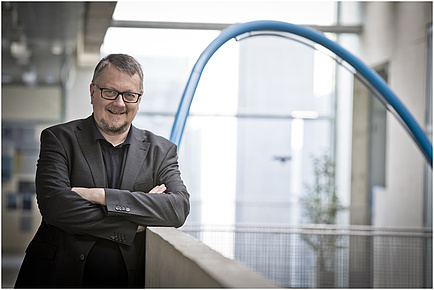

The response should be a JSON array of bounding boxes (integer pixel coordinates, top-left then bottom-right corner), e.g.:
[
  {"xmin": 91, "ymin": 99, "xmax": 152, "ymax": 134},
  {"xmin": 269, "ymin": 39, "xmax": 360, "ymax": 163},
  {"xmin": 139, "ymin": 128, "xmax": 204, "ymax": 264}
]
[{"xmin": 92, "ymin": 115, "xmax": 133, "ymax": 148}]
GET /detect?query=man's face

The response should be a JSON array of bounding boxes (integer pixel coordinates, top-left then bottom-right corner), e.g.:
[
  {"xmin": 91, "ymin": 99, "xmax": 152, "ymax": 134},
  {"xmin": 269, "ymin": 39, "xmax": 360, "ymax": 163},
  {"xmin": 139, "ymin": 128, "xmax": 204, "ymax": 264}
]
[{"xmin": 90, "ymin": 65, "xmax": 142, "ymax": 136}]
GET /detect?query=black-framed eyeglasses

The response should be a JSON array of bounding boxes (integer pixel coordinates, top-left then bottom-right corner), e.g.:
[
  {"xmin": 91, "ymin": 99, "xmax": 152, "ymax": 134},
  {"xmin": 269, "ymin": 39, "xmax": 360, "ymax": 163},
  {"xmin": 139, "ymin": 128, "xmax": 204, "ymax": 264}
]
[{"xmin": 93, "ymin": 84, "xmax": 142, "ymax": 103}]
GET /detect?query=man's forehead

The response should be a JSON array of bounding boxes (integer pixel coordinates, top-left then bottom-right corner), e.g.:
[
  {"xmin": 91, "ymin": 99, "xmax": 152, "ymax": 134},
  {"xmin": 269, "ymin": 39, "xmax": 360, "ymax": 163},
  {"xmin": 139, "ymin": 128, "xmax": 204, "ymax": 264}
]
[{"xmin": 99, "ymin": 66, "xmax": 140, "ymax": 81}]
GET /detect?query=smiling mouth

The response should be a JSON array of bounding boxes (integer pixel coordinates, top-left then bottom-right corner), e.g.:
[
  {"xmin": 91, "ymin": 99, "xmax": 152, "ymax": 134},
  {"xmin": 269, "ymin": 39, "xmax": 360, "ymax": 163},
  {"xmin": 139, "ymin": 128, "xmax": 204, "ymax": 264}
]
[{"xmin": 107, "ymin": 109, "xmax": 126, "ymax": 115}]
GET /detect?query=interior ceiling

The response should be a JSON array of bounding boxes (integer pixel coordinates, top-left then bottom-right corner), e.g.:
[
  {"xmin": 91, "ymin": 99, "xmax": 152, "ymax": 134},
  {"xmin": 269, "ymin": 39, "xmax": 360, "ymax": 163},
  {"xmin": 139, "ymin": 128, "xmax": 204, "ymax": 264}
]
[{"xmin": 1, "ymin": 1, "xmax": 116, "ymax": 86}]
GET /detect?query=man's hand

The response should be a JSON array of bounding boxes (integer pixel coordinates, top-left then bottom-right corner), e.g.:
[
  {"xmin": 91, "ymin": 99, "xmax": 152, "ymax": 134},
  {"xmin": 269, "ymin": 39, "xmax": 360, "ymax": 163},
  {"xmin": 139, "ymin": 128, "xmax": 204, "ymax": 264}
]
[
  {"xmin": 137, "ymin": 225, "xmax": 145, "ymax": 232},
  {"xmin": 72, "ymin": 187, "xmax": 106, "ymax": 205},
  {"xmin": 149, "ymin": 184, "xmax": 166, "ymax": 194}
]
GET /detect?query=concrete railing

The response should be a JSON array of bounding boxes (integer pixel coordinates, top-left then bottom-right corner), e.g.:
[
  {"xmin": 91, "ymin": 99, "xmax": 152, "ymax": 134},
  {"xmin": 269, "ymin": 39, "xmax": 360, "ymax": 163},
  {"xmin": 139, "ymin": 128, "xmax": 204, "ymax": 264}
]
[{"xmin": 145, "ymin": 227, "xmax": 277, "ymax": 288}]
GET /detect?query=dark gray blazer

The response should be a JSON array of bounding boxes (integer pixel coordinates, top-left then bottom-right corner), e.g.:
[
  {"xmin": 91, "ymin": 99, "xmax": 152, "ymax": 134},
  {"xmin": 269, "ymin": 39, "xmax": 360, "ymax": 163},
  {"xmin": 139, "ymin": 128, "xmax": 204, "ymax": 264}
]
[{"xmin": 15, "ymin": 115, "xmax": 190, "ymax": 288}]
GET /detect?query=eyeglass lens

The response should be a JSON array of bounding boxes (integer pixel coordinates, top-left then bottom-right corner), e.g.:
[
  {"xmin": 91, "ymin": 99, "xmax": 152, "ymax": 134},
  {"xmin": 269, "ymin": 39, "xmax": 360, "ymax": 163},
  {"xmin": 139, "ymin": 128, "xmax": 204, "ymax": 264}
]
[{"xmin": 102, "ymin": 89, "xmax": 139, "ymax": 103}]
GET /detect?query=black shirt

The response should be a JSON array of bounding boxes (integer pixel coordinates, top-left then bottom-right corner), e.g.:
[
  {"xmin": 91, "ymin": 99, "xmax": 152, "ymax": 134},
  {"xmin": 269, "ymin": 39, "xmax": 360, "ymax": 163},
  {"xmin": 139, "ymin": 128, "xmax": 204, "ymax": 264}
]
[
  {"xmin": 82, "ymin": 118, "xmax": 133, "ymax": 288},
  {"xmin": 92, "ymin": 120, "xmax": 132, "ymax": 188}
]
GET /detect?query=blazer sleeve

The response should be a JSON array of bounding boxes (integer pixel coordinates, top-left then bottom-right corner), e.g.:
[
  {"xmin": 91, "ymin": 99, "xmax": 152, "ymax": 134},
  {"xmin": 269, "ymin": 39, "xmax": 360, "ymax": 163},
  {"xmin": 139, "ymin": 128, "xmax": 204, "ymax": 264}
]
[
  {"xmin": 105, "ymin": 141, "xmax": 190, "ymax": 227},
  {"xmin": 36, "ymin": 128, "xmax": 138, "ymax": 246}
]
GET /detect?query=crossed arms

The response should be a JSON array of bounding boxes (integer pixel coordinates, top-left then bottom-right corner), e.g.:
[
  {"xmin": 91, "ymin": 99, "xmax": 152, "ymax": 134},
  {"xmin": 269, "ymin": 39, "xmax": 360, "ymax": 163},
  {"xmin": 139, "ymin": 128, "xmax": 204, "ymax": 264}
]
[
  {"xmin": 72, "ymin": 185, "xmax": 167, "ymax": 232},
  {"xmin": 72, "ymin": 184, "xmax": 167, "ymax": 206},
  {"xmin": 36, "ymin": 125, "xmax": 190, "ymax": 245}
]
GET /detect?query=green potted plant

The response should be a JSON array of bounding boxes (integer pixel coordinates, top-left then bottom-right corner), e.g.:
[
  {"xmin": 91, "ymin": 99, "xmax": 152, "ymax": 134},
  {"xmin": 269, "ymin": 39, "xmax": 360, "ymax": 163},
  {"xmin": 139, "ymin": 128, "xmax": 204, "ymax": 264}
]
[{"xmin": 300, "ymin": 154, "xmax": 341, "ymax": 288}]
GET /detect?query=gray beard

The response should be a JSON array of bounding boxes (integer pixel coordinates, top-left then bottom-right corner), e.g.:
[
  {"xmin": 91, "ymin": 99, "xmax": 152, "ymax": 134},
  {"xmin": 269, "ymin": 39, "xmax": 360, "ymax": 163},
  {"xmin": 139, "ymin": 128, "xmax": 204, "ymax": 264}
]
[{"xmin": 98, "ymin": 118, "xmax": 129, "ymax": 135}]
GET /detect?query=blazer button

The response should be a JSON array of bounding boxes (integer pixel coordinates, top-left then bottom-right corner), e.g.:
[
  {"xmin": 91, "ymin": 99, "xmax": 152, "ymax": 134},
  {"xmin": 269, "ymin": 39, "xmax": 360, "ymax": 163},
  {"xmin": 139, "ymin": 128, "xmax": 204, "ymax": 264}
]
[
  {"xmin": 125, "ymin": 207, "xmax": 130, "ymax": 212},
  {"xmin": 79, "ymin": 254, "xmax": 85, "ymax": 261}
]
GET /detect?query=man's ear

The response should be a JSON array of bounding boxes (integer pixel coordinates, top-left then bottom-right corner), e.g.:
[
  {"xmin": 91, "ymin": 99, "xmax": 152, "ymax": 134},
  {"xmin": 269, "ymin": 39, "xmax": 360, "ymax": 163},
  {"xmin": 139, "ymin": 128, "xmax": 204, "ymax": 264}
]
[
  {"xmin": 90, "ymin": 83, "xmax": 95, "ymax": 104},
  {"xmin": 136, "ymin": 91, "xmax": 144, "ymax": 106}
]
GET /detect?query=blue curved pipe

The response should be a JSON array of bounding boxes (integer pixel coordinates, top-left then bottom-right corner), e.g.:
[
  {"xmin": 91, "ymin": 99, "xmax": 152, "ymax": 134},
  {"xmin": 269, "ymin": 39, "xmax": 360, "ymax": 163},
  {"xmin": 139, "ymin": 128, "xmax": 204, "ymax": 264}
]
[{"xmin": 170, "ymin": 20, "xmax": 433, "ymax": 166}]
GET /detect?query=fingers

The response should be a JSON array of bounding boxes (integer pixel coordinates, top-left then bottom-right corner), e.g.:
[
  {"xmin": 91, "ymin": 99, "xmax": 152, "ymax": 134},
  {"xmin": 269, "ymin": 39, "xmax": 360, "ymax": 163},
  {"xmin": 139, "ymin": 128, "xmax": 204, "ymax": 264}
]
[
  {"xmin": 149, "ymin": 184, "xmax": 166, "ymax": 194},
  {"xmin": 137, "ymin": 225, "xmax": 146, "ymax": 232},
  {"xmin": 71, "ymin": 187, "xmax": 106, "ymax": 205}
]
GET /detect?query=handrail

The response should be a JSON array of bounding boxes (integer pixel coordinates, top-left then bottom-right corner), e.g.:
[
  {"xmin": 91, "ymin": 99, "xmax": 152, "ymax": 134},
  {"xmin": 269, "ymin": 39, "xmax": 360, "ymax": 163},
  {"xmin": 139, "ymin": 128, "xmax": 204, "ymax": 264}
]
[
  {"xmin": 170, "ymin": 20, "xmax": 433, "ymax": 166},
  {"xmin": 181, "ymin": 223, "xmax": 433, "ymax": 237},
  {"xmin": 145, "ymin": 227, "xmax": 277, "ymax": 288}
]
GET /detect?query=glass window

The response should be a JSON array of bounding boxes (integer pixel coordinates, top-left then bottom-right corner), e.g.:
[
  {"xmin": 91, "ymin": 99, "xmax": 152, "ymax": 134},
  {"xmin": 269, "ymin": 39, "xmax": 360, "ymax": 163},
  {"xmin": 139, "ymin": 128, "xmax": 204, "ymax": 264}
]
[
  {"xmin": 113, "ymin": 1, "xmax": 337, "ymax": 25},
  {"xmin": 103, "ymin": 1, "xmax": 359, "ymax": 228}
]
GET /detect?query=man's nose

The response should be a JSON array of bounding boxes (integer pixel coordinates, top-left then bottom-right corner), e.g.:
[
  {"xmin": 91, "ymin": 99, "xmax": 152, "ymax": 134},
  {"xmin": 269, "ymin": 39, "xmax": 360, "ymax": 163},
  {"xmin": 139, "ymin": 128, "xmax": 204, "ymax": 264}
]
[{"xmin": 113, "ymin": 94, "xmax": 126, "ymax": 106}]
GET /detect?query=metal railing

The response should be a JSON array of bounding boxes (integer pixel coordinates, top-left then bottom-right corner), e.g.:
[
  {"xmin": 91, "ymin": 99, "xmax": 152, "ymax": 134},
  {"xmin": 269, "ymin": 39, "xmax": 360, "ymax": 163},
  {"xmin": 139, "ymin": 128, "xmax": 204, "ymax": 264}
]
[{"xmin": 181, "ymin": 224, "xmax": 432, "ymax": 288}]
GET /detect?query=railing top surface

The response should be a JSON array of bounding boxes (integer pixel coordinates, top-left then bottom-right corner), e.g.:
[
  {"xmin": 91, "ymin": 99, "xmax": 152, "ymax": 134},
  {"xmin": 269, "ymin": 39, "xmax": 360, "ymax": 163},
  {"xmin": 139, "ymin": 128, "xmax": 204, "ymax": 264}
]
[
  {"xmin": 146, "ymin": 227, "xmax": 278, "ymax": 288},
  {"xmin": 181, "ymin": 223, "xmax": 433, "ymax": 237}
]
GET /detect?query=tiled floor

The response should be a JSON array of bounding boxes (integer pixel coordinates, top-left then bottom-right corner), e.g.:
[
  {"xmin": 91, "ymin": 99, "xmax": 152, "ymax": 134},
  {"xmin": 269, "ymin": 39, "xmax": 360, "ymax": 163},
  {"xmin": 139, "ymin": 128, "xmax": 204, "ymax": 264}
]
[{"xmin": 2, "ymin": 254, "xmax": 24, "ymax": 288}]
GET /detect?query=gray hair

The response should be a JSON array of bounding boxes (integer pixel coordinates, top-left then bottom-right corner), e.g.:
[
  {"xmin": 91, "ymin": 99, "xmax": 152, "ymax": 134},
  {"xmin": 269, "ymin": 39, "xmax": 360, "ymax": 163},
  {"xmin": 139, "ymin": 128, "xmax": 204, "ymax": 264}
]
[{"xmin": 92, "ymin": 54, "xmax": 144, "ymax": 91}]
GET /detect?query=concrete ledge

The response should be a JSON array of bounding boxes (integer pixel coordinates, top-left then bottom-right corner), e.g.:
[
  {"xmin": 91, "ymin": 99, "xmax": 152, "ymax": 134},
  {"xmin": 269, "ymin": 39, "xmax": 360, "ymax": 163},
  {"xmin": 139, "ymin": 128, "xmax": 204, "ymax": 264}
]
[{"xmin": 145, "ymin": 227, "xmax": 277, "ymax": 288}]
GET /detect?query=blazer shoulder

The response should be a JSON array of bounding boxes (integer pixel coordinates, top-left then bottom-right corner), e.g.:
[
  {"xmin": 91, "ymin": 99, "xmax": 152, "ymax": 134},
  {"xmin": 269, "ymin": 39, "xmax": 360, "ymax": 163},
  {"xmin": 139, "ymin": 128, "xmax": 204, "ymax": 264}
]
[
  {"xmin": 41, "ymin": 117, "xmax": 92, "ymax": 145},
  {"xmin": 133, "ymin": 127, "xmax": 175, "ymax": 148},
  {"xmin": 44, "ymin": 116, "xmax": 91, "ymax": 134}
]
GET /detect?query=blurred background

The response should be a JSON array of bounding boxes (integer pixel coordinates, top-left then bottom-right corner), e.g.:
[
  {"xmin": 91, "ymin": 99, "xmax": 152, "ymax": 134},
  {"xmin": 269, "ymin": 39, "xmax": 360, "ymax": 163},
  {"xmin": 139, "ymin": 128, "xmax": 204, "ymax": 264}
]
[{"xmin": 2, "ymin": 1, "xmax": 432, "ymax": 288}]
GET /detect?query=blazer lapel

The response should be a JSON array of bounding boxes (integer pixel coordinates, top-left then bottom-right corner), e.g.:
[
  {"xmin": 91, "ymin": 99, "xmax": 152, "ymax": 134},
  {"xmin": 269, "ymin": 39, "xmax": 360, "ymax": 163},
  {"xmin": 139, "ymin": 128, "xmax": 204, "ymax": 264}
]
[
  {"xmin": 121, "ymin": 126, "xmax": 150, "ymax": 190},
  {"xmin": 75, "ymin": 117, "xmax": 106, "ymax": 188}
]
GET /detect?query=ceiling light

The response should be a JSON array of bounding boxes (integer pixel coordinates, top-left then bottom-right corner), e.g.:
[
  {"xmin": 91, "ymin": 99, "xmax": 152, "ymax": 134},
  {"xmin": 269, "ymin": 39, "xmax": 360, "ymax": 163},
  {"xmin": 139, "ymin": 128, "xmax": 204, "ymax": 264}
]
[
  {"xmin": 10, "ymin": 41, "xmax": 31, "ymax": 65},
  {"xmin": 51, "ymin": 43, "xmax": 63, "ymax": 55}
]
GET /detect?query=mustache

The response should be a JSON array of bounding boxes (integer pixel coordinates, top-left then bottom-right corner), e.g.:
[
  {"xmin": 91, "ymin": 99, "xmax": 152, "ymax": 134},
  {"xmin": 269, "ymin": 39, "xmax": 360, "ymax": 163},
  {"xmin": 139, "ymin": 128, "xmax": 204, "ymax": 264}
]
[{"xmin": 106, "ymin": 106, "xmax": 127, "ymax": 114}]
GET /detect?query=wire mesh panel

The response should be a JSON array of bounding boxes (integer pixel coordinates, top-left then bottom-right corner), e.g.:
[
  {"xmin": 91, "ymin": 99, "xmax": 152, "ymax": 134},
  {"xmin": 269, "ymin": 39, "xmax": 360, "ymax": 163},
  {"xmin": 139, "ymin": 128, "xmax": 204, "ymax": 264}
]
[
  {"xmin": 373, "ymin": 234, "xmax": 428, "ymax": 288},
  {"xmin": 181, "ymin": 224, "xmax": 432, "ymax": 288}
]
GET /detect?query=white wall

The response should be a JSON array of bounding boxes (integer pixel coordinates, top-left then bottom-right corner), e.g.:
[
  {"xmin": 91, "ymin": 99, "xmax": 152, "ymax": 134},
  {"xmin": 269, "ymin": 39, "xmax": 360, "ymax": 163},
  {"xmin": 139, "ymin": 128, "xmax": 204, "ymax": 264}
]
[
  {"xmin": 364, "ymin": 2, "xmax": 431, "ymax": 227},
  {"xmin": 2, "ymin": 86, "xmax": 62, "ymax": 122},
  {"xmin": 65, "ymin": 66, "xmax": 94, "ymax": 122}
]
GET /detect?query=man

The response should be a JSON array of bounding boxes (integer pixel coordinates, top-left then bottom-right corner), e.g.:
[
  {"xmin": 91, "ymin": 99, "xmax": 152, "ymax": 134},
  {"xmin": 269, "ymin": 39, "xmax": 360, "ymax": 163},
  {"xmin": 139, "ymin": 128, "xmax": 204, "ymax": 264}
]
[{"xmin": 15, "ymin": 54, "xmax": 190, "ymax": 288}]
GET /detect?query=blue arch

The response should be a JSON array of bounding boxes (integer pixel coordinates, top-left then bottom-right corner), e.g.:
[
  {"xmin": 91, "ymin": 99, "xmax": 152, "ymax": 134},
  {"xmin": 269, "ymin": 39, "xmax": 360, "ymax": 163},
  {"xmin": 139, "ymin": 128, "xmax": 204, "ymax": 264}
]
[{"xmin": 170, "ymin": 20, "xmax": 432, "ymax": 166}]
